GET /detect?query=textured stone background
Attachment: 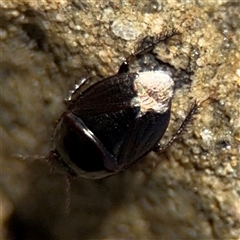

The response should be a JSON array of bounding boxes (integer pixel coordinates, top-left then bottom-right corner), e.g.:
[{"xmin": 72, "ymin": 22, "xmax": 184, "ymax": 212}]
[{"xmin": 1, "ymin": 0, "xmax": 239, "ymax": 239}]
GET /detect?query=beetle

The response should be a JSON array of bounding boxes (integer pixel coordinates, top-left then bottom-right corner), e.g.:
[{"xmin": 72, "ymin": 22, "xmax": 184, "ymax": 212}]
[{"xmin": 50, "ymin": 29, "xmax": 200, "ymax": 179}]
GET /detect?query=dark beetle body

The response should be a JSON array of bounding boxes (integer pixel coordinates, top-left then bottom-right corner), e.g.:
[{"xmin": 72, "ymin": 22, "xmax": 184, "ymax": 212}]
[
  {"xmin": 52, "ymin": 72, "xmax": 171, "ymax": 179},
  {"xmin": 50, "ymin": 29, "xmax": 199, "ymax": 179}
]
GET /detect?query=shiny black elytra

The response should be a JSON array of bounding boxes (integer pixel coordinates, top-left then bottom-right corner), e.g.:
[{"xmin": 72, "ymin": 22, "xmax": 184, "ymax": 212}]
[{"xmin": 50, "ymin": 29, "xmax": 199, "ymax": 179}]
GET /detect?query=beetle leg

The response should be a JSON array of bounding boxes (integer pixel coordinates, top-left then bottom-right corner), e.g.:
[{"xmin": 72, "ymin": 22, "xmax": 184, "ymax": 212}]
[
  {"xmin": 65, "ymin": 76, "xmax": 93, "ymax": 104},
  {"xmin": 118, "ymin": 28, "xmax": 180, "ymax": 74},
  {"xmin": 153, "ymin": 100, "xmax": 201, "ymax": 153}
]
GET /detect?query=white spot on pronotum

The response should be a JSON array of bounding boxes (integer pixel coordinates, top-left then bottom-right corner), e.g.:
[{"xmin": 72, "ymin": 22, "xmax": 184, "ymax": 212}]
[{"xmin": 131, "ymin": 71, "xmax": 174, "ymax": 115}]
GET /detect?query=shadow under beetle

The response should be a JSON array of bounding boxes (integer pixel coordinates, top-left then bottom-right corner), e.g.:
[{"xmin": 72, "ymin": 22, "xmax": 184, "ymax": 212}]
[{"xmin": 50, "ymin": 29, "xmax": 201, "ymax": 179}]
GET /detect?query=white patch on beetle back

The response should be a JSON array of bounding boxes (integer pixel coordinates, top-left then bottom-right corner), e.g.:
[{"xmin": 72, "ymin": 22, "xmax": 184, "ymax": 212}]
[{"xmin": 131, "ymin": 71, "xmax": 174, "ymax": 115}]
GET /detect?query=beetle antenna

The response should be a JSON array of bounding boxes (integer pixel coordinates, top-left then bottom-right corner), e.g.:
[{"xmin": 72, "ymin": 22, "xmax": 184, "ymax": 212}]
[
  {"xmin": 65, "ymin": 174, "xmax": 72, "ymax": 214},
  {"xmin": 12, "ymin": 153, "xmax": 47, "ymax": 161},
  {"xmin": 118, "ymin": 28, "xmax": 180, "ymax": 74}
]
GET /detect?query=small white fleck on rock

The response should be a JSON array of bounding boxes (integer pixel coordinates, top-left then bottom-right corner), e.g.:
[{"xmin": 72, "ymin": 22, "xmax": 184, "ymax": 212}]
[
  {"xmin": 111, "ymin": 18, "xmax": 144, "ymax": 40},
  {"xmin": 200, "ymin": 128, "xmax": 214, "ymax": 147},
  {"xmin": 0, "ymin": 28, "xmax": 7, "ymax": 40},
  {"xmin": 236, "ymin": 69, "xmax": 240, "ymax": 77}
]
